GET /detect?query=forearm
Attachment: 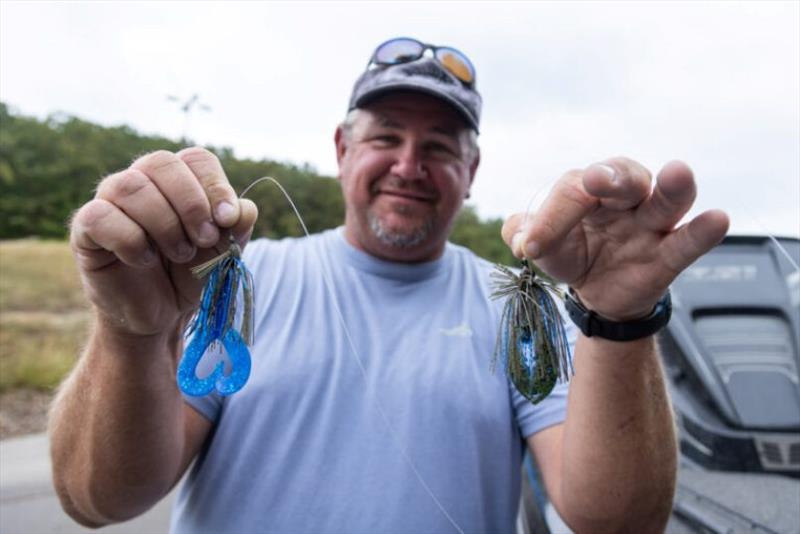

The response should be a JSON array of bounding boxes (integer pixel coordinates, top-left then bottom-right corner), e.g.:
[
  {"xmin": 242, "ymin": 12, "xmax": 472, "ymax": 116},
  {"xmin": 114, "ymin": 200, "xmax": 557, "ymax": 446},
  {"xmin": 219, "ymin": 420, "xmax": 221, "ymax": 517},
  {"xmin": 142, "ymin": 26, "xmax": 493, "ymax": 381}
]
[
  {"xmin": 48, "ymin": 317, "xmax": 188, "ymax": 526},
  {"xmin": 558, "ymin": 335, "xmax": 677, "ymax": 532}
]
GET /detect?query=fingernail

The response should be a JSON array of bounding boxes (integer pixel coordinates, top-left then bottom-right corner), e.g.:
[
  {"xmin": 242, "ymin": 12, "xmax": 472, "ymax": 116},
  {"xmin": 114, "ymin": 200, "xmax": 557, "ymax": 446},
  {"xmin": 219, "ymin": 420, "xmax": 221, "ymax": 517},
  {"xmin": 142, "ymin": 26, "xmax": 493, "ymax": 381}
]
[
  {"xmin": 511, "ymin": 232, "xmax": 524, "ymax": 257},
  {"xmin": 598, "ymin": 164, "xmax": 617, "ymax": 183},
  {"xmin": 176, "ymin": 241, "xmax": 194, "ymax": 260},
  {"xmin": 198, "ymin": 221, "xmax": 218, "ymax": 243},
  {"xmin": 525, "ymin": 240, "xmax": 541, "ymax": 258},
  {"xmin": 216, "ymin": 201, "xmax": 235, "ymax": 223},
  {"xmin": 141, "ymin": 247, "xmax": 157, "ymax": 266}
]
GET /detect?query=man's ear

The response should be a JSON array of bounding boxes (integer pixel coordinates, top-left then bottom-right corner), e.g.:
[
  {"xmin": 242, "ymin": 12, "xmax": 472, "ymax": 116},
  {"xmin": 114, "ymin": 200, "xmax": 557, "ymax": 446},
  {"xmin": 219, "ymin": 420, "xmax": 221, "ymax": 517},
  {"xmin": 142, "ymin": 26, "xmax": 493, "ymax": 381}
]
[
  {"xmin": 468, "ymin": 146, "xmax": 480, "ymax": 186},
  {"xmin": 334, "ymin": 126, "xmax": 347, "ymax": 173}
]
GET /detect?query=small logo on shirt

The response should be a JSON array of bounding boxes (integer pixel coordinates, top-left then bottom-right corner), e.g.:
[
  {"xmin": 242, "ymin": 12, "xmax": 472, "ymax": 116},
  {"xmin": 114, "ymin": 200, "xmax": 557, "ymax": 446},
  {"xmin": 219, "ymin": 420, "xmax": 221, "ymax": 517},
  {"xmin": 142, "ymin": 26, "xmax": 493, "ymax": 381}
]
[{"xmin": 440, "ymin": 322, "xmax": 473, "ymax": 337}]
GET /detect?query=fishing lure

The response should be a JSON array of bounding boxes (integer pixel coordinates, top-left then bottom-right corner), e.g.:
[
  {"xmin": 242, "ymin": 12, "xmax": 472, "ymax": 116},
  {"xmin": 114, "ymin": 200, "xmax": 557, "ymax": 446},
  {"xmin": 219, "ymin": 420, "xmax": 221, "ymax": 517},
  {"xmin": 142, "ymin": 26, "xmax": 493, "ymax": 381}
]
[
  {"xmin": 177, "ymin": 235, "xmax": 254, "ymax": 397},
  {"xmin": 491, "ymin": 260, "xmax": 573, "ymax": 404}
]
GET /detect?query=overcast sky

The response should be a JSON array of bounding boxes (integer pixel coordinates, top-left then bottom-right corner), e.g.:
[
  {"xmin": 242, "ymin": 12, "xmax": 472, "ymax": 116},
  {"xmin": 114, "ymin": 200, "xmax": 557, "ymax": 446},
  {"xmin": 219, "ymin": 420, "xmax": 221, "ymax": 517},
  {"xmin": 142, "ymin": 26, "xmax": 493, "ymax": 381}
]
[{"xmin": 2, "ymin": 1, "xmax": 798, "ymax": 237}]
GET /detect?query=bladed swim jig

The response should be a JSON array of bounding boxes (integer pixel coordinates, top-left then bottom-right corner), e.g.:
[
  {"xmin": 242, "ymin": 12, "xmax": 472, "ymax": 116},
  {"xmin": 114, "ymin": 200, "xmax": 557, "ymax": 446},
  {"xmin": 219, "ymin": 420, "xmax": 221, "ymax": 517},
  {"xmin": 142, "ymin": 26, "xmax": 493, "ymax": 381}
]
[
  {"xmin": 176, "ymin": 176, "xmax": 304, "ymax": 398},
  {"xmin": 177, "ymin": 235, "xmax": 254, "ymax": 397},
  {"xmin": 491, "ymin": 260, "xmax": 573, "ymax": 404}
]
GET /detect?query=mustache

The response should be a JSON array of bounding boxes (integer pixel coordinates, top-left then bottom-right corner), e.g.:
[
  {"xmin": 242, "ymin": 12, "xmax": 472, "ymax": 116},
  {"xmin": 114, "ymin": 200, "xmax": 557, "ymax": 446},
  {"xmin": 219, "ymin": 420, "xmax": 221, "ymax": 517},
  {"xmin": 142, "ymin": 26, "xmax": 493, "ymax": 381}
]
[{"xmin": 370, "ymin": 176, "xmax": 439, "ymax": 198}]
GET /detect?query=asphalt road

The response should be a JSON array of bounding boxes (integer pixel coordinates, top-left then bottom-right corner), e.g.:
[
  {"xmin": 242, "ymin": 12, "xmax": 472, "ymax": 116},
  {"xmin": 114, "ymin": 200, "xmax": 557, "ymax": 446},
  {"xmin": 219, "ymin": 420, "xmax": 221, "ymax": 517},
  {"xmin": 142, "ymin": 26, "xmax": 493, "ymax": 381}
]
[
  {"xmin": 3, "ymin": 433, "xmax": 798, "ymax": 534},
  {"xmin": 0, "ymin": 433, "xmax": 175, "ymax": 534}
]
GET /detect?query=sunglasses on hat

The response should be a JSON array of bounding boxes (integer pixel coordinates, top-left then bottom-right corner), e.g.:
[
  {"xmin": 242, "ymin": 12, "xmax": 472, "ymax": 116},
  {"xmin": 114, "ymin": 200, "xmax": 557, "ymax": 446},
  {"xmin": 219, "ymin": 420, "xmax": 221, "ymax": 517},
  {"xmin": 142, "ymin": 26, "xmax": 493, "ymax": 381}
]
[{"xmin": 366, "ymin": 37, "xmax": 477, "ymax": 86}]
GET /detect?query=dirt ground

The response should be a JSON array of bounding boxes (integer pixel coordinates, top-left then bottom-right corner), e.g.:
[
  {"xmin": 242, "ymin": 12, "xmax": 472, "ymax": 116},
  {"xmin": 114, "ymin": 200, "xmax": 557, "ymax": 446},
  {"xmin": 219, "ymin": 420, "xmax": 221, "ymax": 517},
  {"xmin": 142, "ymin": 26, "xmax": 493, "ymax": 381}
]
[{"xmin": 0, "ymin": 389, "xmax": 53, "ymax": 439}]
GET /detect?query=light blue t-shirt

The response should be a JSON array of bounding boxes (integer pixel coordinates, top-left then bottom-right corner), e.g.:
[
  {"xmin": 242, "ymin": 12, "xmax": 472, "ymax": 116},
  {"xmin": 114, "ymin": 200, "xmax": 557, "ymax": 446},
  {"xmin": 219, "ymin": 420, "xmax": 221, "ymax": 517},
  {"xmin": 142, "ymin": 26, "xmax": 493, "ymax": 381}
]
[{"xmin": 171, "ymin": 228, "xmax": 575, "ymax": 534}]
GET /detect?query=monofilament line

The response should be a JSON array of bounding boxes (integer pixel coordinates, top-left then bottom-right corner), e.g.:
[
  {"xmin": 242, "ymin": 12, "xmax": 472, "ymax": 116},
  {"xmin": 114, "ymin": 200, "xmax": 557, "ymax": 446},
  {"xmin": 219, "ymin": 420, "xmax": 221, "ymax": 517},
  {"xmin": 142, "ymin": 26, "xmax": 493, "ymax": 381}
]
[
  {"xmin": 239, "ymin": 177, "xmax": 310, "ymax": 237},
  {"xmin": 240, "ymin": 176, "xmax": 465, "ymax": 534}
]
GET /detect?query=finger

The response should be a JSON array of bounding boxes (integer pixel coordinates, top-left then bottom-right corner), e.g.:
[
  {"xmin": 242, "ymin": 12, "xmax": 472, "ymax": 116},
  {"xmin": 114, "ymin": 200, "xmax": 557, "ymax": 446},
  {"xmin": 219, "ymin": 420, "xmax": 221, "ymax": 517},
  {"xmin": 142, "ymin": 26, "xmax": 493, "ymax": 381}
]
[
  {"xmin": 231, "ymin": 198, "xmax": 259, "ymax": 249},
  {"xmin": 501, "ymin": 213, "xmax": 527, "ymax": 257},
  {"xmin": 521, "ymin": 170, "xmax": 598, "ymax": 259},
  {"xmin": 660, "ymin": 209, "xmax": 730, "ymax": 275},
  {"xmin": 131, "ymin": 151, "xmax": 218, "ymax": 249},
  {"xmin": 635, "ymin": 160, "xmax": 697, "ymax": 232},
  {"xmin": 96, "ymin": 169, "xmax": 196, "ymax": 263},
  {"xmin": 582, "ymin": 157, "xmax": 652, "ymax": 211},
  {"xmin": 71, "ymin": 199, "xmax": 156, "ymax": 270},
  {"xmin": 177, "ymin": 147, "xmax": 240, "ymax": 228}
]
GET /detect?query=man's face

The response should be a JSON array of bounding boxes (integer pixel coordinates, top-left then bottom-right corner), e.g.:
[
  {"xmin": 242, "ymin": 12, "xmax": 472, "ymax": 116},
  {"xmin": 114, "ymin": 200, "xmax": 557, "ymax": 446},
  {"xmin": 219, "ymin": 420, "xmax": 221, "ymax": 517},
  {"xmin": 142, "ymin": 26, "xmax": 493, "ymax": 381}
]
[{"xmin": 335, "ymin": 92, "xmax": 479, "ymax": 262}]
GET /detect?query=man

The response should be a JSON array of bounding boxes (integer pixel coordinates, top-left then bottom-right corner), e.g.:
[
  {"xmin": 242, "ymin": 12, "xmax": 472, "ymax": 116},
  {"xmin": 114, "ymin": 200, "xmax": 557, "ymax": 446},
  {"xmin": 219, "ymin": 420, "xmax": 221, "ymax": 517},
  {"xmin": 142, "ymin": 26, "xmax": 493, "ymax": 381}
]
[{"xmin": 50, "ymin": 38, "xmax": 729, "ymax": 532}]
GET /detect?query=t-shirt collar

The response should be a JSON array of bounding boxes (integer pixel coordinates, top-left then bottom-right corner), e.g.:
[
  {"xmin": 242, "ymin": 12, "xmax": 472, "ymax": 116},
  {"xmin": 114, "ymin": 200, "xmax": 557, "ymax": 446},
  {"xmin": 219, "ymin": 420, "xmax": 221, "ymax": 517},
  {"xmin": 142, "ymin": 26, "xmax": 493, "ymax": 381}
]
[{"xmin": 332, "ymin": 226, "xmax": 450, "ymax": 282}]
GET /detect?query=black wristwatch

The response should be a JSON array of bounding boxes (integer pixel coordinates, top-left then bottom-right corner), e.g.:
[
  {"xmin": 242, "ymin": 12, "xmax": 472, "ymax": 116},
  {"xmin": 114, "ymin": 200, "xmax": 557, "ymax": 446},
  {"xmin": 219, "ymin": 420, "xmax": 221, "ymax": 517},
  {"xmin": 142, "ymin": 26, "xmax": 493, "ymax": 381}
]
[{"xmin": 564, "ymin": 288, "xmax": 672, "ymax": 342}]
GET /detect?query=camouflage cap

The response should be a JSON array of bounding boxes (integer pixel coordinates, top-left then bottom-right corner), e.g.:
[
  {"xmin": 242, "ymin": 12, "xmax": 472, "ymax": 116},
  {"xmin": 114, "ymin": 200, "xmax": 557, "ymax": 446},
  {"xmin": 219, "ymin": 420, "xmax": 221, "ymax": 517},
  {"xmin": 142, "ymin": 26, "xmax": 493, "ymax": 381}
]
[{"xmin": 348, "ymin": 57, "xmax": 482, "ymax": 132}]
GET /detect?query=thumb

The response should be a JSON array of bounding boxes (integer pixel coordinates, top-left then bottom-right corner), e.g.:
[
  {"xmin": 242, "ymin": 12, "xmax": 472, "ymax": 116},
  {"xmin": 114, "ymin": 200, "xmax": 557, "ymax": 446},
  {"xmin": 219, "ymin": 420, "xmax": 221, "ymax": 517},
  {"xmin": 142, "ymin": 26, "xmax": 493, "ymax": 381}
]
[{"xmin": 231, "ymin": 198, "xmax": 259, "ymax": 249}]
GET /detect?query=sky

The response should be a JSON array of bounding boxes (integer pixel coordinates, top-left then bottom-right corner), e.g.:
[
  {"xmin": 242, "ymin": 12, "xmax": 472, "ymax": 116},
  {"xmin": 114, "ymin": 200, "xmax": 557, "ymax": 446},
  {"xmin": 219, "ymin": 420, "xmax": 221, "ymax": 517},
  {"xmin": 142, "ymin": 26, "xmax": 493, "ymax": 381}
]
[{"xmin": 1, "ymin": 1, "xmax": 798, "ymax": 237}]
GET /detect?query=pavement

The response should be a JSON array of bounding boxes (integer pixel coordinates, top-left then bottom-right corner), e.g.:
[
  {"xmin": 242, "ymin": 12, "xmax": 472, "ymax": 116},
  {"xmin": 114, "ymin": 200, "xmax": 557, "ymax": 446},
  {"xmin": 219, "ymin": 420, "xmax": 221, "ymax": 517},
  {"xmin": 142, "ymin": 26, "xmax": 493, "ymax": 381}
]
[
  {"xmin": 3, "ymin": 433, "xmax": 799, "ymax": 534},
  {"xmin": 0, "ymin": 433, "xmax": 175, "ymax": 534}
]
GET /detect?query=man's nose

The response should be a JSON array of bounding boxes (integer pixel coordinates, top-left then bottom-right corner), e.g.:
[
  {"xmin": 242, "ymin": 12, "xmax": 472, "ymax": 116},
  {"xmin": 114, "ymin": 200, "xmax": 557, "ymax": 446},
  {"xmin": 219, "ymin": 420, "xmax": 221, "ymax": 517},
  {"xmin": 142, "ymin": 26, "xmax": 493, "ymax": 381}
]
[{"xmin": 391, "ymin": 143, "xmax": 427, "ymax": 180}]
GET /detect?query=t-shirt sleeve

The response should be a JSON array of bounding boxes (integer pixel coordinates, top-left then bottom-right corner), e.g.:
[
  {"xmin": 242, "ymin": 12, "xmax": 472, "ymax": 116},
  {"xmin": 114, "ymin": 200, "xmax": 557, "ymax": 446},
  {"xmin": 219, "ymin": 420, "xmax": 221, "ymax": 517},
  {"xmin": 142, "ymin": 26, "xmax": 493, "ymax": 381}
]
[
  {"xmin": 513, "ymin": 305, "xmax": 579, "ymax": 439},
  {"xmin": 183, "ymin": 392, "xmax": 223, "ymax": 423}
]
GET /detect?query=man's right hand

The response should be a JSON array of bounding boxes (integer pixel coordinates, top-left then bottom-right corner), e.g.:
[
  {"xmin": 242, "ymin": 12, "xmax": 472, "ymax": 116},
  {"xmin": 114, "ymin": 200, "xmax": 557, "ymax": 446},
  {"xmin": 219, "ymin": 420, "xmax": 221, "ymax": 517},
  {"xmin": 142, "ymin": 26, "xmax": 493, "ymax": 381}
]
[{"xmin": 70, "ymin": 147, "xmax": 258, "ymax": 339}]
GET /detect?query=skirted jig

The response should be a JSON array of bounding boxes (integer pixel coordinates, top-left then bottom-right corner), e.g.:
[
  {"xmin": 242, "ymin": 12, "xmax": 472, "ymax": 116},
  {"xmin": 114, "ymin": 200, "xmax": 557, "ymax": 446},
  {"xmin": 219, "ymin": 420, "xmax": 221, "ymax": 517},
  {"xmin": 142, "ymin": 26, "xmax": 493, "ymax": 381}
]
[
  {"xmin": 491, "ymin": 260, "xmax": 573, "ymax": 404},
  {"xmin": 177, "ymin": 235, "xmax": 254, "ymax": 397}
]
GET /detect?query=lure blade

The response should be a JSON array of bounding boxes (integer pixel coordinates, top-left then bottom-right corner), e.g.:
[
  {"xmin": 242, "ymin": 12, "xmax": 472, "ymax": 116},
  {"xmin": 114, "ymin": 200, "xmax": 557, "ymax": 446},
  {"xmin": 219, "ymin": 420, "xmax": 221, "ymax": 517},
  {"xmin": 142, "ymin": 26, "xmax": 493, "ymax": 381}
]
[
  {"xmin": 491, "ymin": 260, "xmax": 573, "ymax": 404},
  {"xmin": 177, "ymin": 237, "xmax": 254, "ymax": 397}
]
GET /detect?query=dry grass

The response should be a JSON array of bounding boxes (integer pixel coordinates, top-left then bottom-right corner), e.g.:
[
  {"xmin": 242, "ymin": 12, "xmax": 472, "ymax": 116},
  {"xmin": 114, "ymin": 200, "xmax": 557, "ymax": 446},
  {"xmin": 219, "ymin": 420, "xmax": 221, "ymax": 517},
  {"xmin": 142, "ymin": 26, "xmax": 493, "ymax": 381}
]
[
  {"xmin": 0, "ymin": 239, "xmax": 90, "ymax": 392},
  {"xmin": 0, "ymin": 239, "xmax": 89, "ymax": 312},
  {"xmin": 0, "ymin": 311, "xmax": 89, "ymax": 391}
]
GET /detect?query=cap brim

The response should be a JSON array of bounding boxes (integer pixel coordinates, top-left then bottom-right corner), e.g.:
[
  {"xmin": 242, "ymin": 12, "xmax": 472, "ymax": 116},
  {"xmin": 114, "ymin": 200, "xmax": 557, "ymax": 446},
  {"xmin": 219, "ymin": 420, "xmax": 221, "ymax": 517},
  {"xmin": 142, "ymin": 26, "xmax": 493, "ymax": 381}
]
[{"xmin": 353, "ymin": 83, "xmax": 480, "ymax": 133}]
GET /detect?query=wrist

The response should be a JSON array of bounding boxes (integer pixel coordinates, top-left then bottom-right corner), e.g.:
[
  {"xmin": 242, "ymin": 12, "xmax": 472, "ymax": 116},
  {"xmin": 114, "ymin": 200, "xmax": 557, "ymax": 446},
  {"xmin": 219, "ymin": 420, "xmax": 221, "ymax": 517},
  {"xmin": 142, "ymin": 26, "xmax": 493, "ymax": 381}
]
[
  {"xmin": 565, "ymin": 288, "xmax": 672, "ymax": 342},
  {"xmin": 92, "ymin": 312, "xmax": 182, "ymax": 360},
  {"xmin": 569, "ymin": 289, "xmax": 655, "ymax": 322}
]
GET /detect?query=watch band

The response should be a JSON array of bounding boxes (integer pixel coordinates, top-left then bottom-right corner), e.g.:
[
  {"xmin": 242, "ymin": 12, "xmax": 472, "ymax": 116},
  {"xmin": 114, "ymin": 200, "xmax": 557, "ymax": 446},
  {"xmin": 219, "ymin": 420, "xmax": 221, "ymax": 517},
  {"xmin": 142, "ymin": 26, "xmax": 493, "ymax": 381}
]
[{"xmin": 564, "ymin": 288, "xmax": 672, "ymax": 342}]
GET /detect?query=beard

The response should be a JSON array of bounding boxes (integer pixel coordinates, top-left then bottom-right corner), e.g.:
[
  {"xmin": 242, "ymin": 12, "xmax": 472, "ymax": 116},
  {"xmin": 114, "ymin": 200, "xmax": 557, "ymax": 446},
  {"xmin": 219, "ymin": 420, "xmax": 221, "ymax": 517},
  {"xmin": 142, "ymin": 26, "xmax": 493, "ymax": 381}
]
[
  {"xmin": 367, "ymin": 209, "xmax": 436, "ymax": 249},
  {"xmin": 365, "ymin": 176, "xmax": 438, "ymax": 249}
]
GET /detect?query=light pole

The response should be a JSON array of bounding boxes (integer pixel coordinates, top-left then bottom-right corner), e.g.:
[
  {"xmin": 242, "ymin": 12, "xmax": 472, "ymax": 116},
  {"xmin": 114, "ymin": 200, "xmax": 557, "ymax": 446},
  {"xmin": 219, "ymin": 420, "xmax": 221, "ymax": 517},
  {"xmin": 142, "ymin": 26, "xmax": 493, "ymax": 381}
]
[{"xmin": 166, "ymin": 94, "xmax": 212, "ymax": 142}]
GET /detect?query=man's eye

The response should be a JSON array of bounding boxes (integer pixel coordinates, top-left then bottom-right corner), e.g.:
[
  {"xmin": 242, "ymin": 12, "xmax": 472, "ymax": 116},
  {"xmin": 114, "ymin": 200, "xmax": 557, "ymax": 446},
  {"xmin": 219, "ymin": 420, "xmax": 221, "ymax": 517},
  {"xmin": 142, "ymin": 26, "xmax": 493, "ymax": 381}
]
[
  {"xmin": 372, "ymin": 135, "xmax": 399, "ymax": 146},
  {"xmin": 426, "ymin": 142, "xmax": 456, "ymax": 156}
]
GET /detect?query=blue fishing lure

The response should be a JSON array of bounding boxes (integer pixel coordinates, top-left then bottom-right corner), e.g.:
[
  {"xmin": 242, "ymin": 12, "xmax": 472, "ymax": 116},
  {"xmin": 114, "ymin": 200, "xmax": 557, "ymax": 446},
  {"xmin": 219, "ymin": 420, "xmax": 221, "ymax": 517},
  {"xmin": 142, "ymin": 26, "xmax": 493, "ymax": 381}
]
[
  {"xmin": 491, "ymin": 260, "xmax": 573, "ymax": 404},
  {"xmin": 177, "ymin": 236, "xmax": 254, "ymax": 397}
]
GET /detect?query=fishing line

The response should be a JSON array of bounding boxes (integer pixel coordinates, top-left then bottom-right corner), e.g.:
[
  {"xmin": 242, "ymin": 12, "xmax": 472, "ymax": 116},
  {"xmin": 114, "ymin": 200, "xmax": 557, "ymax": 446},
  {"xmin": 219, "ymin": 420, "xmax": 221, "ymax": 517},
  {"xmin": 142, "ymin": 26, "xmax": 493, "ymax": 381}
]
[
  {"xmin": 520, "ymin": 175, "xmax": 560, "ymax": 236},
  {"xmin": 239, "ymin": 176, "xmax": 465, "ymax": 534},
  {"xmin": 726, "ymin": 200, "xmax": 800, "ymax": 274}
]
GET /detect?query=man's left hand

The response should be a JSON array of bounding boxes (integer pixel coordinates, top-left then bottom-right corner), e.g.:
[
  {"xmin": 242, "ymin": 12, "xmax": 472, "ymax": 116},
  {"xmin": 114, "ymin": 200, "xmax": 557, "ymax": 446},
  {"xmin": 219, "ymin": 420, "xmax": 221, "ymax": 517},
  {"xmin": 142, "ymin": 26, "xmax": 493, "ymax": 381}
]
[{"xmin": 502, "ymin": 158, "xmax": 730, "ymax": 321}]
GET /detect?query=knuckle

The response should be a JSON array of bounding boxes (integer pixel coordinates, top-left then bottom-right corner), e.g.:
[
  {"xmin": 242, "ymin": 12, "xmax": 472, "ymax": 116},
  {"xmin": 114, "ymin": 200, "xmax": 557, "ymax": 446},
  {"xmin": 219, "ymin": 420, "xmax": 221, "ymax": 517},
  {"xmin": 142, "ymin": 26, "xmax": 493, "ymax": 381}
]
[
  {"xmin": 530, "ymin": 217, "xmax": 559, "ymax": 241},
  {"xmin": 104, "ymin": 169, "xmax": 151, "ymax": 200},
  {"xmin": 558, "ymin": 180, "xmax": 596, "ymax": 210},
  {"xmin": 605, "ymin": 155, "xmax": 634, "ymax": 171},
  {"xmin": 563, "ymin": 168, "xmax": 584, "ymax": 182},
  {"xmin": 121, "ymin": 225, "xmax": 145, "ymax": 248},
  {"xmin": 607, "ymin": 155, "xmax": 631, "ymax": 165},
  {"xmin": 613, "ymin": 156, "xmax": 652, "ymax": 182},
  {"xmin": 94, "ymin": 171, "xmax": 119, "ymax": 198},
  {"xmin": 76, "ymin": 199, "xmax": 114, "ymax": 228},
  {"xmin": 178, "ymin": 146, "xmax": 219, "ymax": 166},
  {"xmin": 180, "ymin": 198, "xmax": 210, "ymax": 221},
  {"xmin": 652, "ymin": 192, "xmax": 676, "ymax": 218},
  {"xmin": 205, "ymin": 181, "xmax": 234, "ymax": 200},
  {"xmin": 133, "ymin": 150, "xmax": 181, "ymax": 174}
]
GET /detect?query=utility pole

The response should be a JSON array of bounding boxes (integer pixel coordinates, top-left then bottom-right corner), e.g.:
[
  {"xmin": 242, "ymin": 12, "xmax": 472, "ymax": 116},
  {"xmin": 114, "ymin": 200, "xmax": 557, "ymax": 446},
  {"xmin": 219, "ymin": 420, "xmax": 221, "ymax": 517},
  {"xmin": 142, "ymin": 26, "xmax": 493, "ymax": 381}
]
[{"xmin": 166, "ymin": 94, "xmax": 212, "ymax": 142}]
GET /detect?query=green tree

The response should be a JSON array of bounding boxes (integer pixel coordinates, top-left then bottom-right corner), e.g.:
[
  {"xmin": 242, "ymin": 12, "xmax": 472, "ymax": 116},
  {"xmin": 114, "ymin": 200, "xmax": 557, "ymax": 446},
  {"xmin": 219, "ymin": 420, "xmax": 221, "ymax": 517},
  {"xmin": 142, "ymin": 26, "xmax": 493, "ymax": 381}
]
[{"xmin": 0, "ymin": 102, "xmax": 514, "ymax": 264}]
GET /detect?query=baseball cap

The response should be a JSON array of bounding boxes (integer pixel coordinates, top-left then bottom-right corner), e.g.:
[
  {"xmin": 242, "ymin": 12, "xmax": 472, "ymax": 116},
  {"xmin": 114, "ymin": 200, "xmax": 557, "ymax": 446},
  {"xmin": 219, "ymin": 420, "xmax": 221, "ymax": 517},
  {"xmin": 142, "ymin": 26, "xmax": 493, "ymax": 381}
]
[{"xmin": 348, "ymin": 39, "xmax": 482, "ymax": 132}]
